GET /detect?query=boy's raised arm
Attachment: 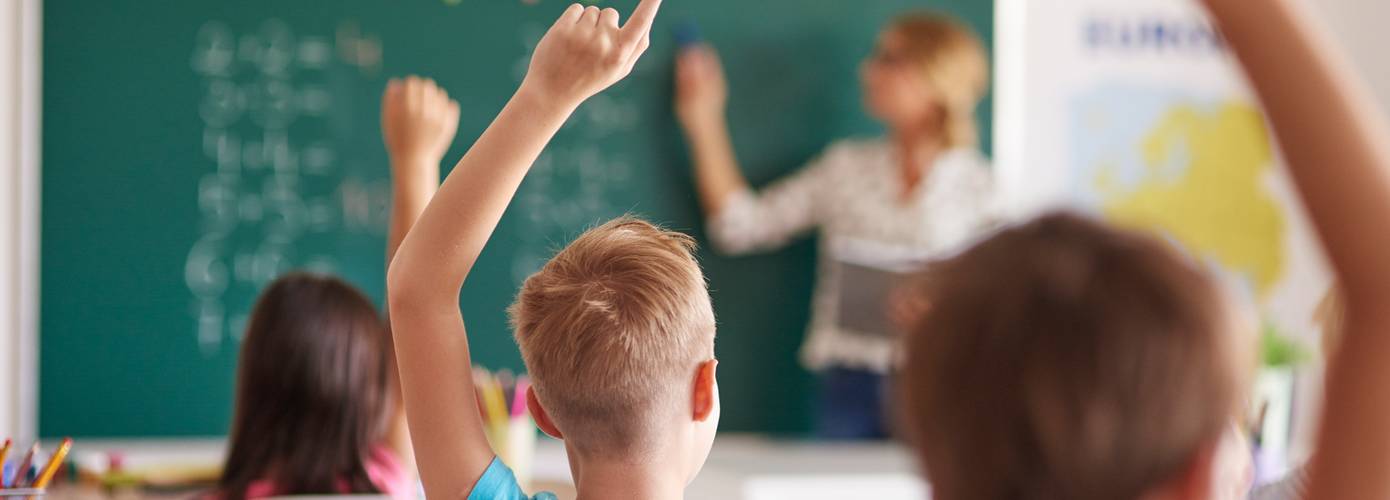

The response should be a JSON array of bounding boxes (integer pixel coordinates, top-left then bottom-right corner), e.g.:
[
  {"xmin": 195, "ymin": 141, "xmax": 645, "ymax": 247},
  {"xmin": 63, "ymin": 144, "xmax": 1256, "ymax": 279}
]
[
  {"xmin": 386, "ymin": 2, "xmax": 660, "ymax": 498},
  {"xmin": 1201, "ymin": 0, "xmax": 1390, "ymax": 498}
]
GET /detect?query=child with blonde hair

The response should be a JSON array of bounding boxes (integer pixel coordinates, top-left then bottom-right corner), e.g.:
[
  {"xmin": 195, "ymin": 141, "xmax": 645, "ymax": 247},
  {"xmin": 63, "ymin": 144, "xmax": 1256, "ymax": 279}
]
[
  {"xmin": 388, "ymin": 2, "xmax": 724, "ymax": 498},
  {"xmin": 675, "ymin": 11, "xmax": 995, "ymax": 439}
]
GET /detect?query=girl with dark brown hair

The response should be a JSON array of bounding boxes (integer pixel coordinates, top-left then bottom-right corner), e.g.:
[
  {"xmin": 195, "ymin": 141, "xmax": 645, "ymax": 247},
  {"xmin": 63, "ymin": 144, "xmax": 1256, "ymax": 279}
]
[
  {"xmin": 215, "ymin": 76, "xmax": 459, "ymax": 498},
  {"xmin": 219, "ymin": 272, "xmax": 405, "ymax": 498}
]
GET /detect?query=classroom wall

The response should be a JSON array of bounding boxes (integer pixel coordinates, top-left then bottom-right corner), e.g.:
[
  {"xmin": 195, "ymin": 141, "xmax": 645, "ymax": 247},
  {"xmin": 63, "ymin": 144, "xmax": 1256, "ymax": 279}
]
[
  {"xmin": 1, "ymin": 0, "xmax": 40, "ymax": 442},
  {"xmin": 1313, "ymin": 0, "xmax": 1390, "ymax": 113},
  {"xmin": 1, "ymin": 0, "xmax": 21, "ymax": 440}
]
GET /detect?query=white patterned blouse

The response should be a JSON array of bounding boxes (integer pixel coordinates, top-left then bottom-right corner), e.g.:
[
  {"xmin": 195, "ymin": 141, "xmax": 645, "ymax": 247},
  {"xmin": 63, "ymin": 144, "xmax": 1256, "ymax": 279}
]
[{"xmin": 708, "ymin": 138, "xmax": 1000, "ymax": 373}]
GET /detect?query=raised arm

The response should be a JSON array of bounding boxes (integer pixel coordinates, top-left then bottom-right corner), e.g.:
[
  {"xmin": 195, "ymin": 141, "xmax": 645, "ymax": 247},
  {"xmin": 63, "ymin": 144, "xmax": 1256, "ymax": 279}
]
[
  {"xmin": 1201, "ymin": 0, "xmax": 1390, "ymax": 498},
  {"xmin": 383, "ymin": 76, "xmax": 458, "ymax": 265},
  {"xmin": 675, "ymin": 45, "xmax": 751, "ymax": 215},
  {"xmin": 380, "ymin": 75, "xmax": 460, "ymax": 481},
  {"xmin": 386, "ymin": 2, "xmax": 660, "ymax": 498},
  {"xmin": 676, "ymin": 47, "xmax": 838, "ymax": 255}
]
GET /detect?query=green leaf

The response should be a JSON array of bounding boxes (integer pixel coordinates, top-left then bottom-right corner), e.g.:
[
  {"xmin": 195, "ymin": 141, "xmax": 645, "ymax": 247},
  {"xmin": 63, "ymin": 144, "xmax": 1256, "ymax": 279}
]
[{"xmin": 1261, "ymin": 322, "xmax": 1311, "ymax": 368}]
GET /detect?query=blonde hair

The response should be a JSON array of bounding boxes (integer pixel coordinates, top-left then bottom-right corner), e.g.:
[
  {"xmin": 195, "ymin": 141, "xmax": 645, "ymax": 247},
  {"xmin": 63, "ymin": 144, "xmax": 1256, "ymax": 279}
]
[
  {"xmin": 890, "ymin": 13, "xmax": 990, "ymax": 148},
  {"xmin": 509, "ymin": 217, "xmax": 716, "ymax": 459}
]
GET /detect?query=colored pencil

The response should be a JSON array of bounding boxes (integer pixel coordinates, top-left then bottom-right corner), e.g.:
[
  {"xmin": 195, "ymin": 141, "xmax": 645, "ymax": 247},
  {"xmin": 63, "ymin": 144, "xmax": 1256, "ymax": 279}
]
[
  {"xmin": 482, "ymin": 375, "xmax": 509, "ymax": 437},
  {"xmin": 511, "ymin": 378, "xmax": 531, "ymax": 418},
  {"xmin": 11, "ymin": 445, "xmax": 36, "ymax": 488},
  {"xmin": 32, "ymin": 438, "xmax": 73, "ymax": 489},
  {"xmin": 496, "ymin": 369, "xmax": 515, "ymax": 405}
]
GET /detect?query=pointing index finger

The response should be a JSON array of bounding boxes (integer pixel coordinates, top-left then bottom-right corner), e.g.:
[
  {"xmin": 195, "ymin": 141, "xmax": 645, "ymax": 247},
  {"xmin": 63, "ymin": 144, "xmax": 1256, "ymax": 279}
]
[{"xmin": 619, "ymin": 0, "xmax": 663, "ymax": 46}]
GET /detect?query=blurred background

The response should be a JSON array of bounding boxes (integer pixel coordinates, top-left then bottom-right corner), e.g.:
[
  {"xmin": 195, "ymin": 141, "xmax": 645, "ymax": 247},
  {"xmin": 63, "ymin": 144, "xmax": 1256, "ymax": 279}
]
[{"xmin": 2, "ymin": 0, "xmax": 1388, "ymax": 498}]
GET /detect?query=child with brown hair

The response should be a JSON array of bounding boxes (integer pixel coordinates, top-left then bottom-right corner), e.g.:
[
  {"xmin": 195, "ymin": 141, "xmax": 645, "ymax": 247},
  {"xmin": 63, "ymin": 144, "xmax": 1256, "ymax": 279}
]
[
  {"xmin": 386, "ymin": 2, "xmax": 724, "ymax": 499},
  {"xmin": 898, "ymin": 0, "xmax": 1390, "ymax": 498},
  {"xmin": 218, "ymin": 272, "xmax": 408, "ymax": 498},
  {"xmin": 215, "ymin": 76, "xmax": 458, "ymax": 498}
]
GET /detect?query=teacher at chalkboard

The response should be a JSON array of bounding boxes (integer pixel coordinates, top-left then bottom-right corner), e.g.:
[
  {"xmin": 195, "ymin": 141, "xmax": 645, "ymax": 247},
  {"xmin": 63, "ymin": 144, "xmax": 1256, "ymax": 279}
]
[{"xmin": 673, "ymin": 12, "xmax": 997, "ymax": 440}]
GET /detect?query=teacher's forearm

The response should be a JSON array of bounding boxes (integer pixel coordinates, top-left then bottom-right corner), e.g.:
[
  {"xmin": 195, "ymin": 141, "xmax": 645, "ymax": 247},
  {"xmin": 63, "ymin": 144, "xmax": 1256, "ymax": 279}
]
[{"xmin": 683, "ymin": 117, "xmax": 751, "ymax": 216}]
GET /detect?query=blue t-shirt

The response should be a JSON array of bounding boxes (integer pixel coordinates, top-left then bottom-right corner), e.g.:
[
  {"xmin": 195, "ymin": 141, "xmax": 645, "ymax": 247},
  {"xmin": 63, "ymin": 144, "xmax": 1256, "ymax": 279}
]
[{"xmin": 467, "ymin": 457, "xmax": 557, "ymax": 500}]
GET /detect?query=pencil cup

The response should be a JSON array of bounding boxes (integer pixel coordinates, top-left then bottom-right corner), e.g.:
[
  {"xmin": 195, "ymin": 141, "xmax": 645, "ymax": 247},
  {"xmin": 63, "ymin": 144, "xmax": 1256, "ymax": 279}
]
[{"xmin": 0, "ymin": 489, "xmax": 45, "ymax": 497}]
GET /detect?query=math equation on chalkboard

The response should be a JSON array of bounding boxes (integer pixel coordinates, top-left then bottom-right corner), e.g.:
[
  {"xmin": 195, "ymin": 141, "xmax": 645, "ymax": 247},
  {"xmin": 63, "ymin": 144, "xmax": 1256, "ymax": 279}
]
[{"xmin": 185, "ymin": 19, "xmax": 387, "ymax": 357}]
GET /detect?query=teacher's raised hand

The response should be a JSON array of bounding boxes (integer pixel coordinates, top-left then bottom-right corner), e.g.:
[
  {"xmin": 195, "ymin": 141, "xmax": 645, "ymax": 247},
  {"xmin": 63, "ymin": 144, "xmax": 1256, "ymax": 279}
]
[{"xmin": 675, "ymin": 45, "xmax": 729, "ymax": 131}]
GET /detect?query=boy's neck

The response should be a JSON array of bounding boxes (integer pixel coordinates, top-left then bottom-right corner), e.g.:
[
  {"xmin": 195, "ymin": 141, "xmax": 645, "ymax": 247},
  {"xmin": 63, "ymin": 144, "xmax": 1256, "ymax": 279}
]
[{"xmin": 571, "ymin": 454, "xmax": 687, "ymax": 500}]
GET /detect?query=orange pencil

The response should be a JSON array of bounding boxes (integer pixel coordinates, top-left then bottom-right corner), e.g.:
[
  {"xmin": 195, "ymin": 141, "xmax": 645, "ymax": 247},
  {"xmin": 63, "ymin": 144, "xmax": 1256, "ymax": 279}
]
[
  {"xmin": 32, "ymin": 438, "xmax": 72, "ymax": 489},
  {"xmin": 0, "ymin": 439, "xmax": 11, "ymax": 469},
  {"xmin": 12, "ymin": 444, "xmax": 36, "ymax": 487}
]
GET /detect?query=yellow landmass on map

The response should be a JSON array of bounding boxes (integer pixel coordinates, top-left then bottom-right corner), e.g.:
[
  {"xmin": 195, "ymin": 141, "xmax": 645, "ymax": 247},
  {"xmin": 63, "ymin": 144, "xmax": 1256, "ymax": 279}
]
[{"xmin": 1099, "ymin": 102, "xmax": 1285, "ymax": 297}]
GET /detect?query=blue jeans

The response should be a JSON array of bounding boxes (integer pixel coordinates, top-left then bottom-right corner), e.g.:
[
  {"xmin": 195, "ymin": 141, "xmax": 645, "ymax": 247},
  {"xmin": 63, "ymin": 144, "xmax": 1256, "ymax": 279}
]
[{"xmin": 815, "ymin": 366, "xmax": 890, "ymax": 440}]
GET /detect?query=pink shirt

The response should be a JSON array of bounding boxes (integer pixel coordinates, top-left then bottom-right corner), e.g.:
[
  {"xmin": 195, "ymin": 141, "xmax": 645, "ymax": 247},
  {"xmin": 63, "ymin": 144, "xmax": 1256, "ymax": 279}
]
[{"xmin": 243, "ymin": 445, "xmax": 411, "ymax": 499}]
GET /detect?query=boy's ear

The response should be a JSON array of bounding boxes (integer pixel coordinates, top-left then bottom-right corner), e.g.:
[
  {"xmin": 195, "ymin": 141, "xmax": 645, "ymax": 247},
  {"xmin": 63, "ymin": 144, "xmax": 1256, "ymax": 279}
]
[
  {"xmin": 692, "ymin": 359, "xmax": 719, "ymax": 422},
  {"xmin": 527, "ymin": 387, "xmax": 564, "ymax": 439}
]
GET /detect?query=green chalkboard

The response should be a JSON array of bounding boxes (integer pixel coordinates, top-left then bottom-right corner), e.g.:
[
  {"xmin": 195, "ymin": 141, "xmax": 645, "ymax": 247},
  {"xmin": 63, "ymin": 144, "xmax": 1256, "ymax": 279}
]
[{"xmin": 41, "ymin": 0, "xmax": 993, "ymax": 438}]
